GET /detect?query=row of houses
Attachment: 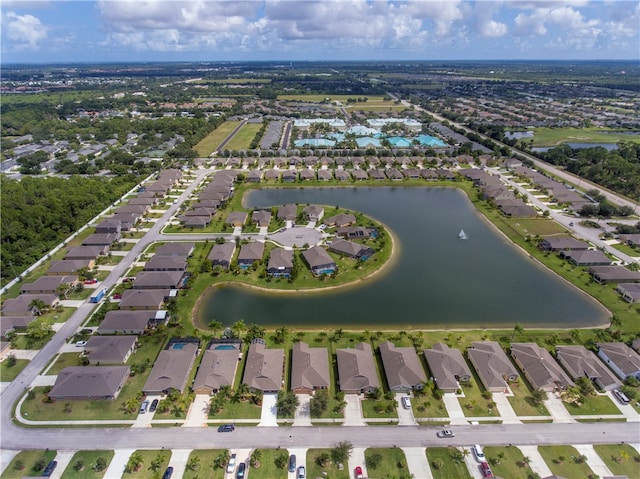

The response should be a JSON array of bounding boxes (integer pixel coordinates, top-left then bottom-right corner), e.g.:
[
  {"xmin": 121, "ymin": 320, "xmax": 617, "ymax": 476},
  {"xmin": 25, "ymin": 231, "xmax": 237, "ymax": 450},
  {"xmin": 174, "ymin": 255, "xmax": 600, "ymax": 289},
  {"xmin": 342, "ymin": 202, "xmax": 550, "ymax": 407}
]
[
  {"xmin": 242, "ymin": 167, "xmax": 457, "ymax": 183},
  {"xmin": 180, "ymin": 170, "xmax": 236, "ymax": 228}
]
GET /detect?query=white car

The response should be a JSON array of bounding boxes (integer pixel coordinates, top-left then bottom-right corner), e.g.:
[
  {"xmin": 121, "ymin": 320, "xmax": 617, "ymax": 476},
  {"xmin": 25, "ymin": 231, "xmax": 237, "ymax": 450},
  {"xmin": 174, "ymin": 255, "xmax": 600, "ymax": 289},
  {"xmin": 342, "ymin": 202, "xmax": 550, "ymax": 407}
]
[
  {"xmin": 226, "ymin": 453, "xmax": 237, "ymax": 474},
  {"xmin": 75, "ymin": 340, "xmax": 87, "ymax": 347}
]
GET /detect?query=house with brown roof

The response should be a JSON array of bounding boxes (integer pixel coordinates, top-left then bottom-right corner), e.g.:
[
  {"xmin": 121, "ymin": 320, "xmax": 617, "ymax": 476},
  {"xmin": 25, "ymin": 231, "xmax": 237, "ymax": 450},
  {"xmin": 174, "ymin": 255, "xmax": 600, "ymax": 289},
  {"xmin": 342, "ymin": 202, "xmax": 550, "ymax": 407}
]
[
  {"xmin": 328, "ymin": 239, "xmax": 375, "ymax": 261},
  {"xmin": 302, "ymin": 246, "xmax": 336, "ymax": 276},
  {"xmin": 84, "ymin": 336, "xmax": 137, "ymax": 365},
  {"xmin": 225, "ymin": 211, "xmax": 248, "ymax": 227},
  {"xmin": 334, "ymin": 170, "xmax": 351, "ymax": 182},
  {"xmin": 64, "ymin": 245, "xmax": 108, "ymax": 261},
  {"xmin": 277, "ymin": 204, "xmax": 297, "ymax": 221},
  {"xmin": 617, "ymin": 283, "xmax": 640, "ymax": 303},
  {"xmin": 94, "ymin": 218, "xmax": 122, "ymax": 235},
  {"xmin": 0, "ymin": 316, "xmax": 35, "ymax": 339},
  {"xmin": 317, "ymin": 169, "xmax": 333, "ymax": 181},
  {"xmin": 267, "ymin": 248, "xmax": 294, "ymax": 277},
  {"xmin": 119, "ymin": 289, "xmax": 171, "ymax": 310},
  {"xmin": 303, "ymin": 205, "xmax": 324, "ymax": 222},
  {"xmin": 47, "ymin": 259, "xmax": 94, "ymax": 276},
  {"xmin": 143, "ymin": 340, "xmax": 199, "ymax": 395},
  {"xmin": 560, "ymin": 250, "xmax": 611, "ymax": 266},
  {"xmin": 336, "ymin": 342, "xmax": 380, "ymax": 394},
  {"xmin": 133, "ymin": 271, "xmax": 184, "ymax": 290},
  {"xmin": 155, "ymin": 242, "xmax": 194, "ymax": 257},
  {"xmin": 291, "ymin": 341, "xmax": 330, "ymax": 394},
  {"xmin": 556, "ymin": 345, "xmax": 621, "ymax": 391},
  {"xmin": 20, "ymin": 275, "xmax": 78, "ymax": 295},
  {"xmin": 379, "ymin": 341, "xmax": 426, "ymax": 393},
  {"xmin": 589, "ymin": 266, "xmax": 640, "ymax": 284},
  {"xmin": 510, "ymin": 343, "xmax": 574, "ymax": 392},
  {"xmin": 208, "ymin": 242, "xmax": 236, "ymax": 271},
  {"xmin": 247, "ymin": 170, "xmax": 263, "ymax": 183},
  {"xmin": 49, "ymin": 366, "xmax": 130, "ymax": 400},
  {"xmin": 82, "ymin": 233, "xmax": 120, "ymax": 246},
  {"xmin": 192, "ymin": 340, "xmax": 242, "ymax": 394},
  {"xmin": 242, "ymin": 340, "xmax": 284, "ymax": 393},
  {"xmin": 424, "ymin": 343, "xmax": 472, "ymax": 393},
  {"xmin": 597, "ymin": 342, "xmax": 640, "ymax": 381},
  {"xmin": 323, "ymin": 213, "xmax": 356, "ymax": 228},
  {"xmin": 619, "ymin": 234, "xmax": 640, "ymax": 247},
  {"xmin": 467, "ymin": 341, "xmax": 520, "ymax": 392},
  {"xmin": 539, "ymin": 237, "xmax": 590, "ymax": 251},
  {"xmin": 238, "ymin": 242, "xmax": 265, "ymax": 269},
  {"xmin": 97, "ymin": 310, "xmax": 161, "ymax": 334},
  {"xmin": 144, "ymin": 256, "xmax": 187, "ymax": 272},
  {"xmin": 1, "ymin": 294, "xmax": 59, "ymax": 316},
  {"xmin": 252, "ymin": 210, "xmax": 272, "ymax": 227}
]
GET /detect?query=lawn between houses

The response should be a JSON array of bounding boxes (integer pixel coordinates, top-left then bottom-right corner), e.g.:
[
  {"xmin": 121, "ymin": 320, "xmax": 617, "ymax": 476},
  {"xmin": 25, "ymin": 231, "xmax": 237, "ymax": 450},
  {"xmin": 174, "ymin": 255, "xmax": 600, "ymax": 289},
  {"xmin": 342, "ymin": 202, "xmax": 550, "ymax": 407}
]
[{"xmin": 0, "ymin": 450, "xmax": 57, "ymax": 479}]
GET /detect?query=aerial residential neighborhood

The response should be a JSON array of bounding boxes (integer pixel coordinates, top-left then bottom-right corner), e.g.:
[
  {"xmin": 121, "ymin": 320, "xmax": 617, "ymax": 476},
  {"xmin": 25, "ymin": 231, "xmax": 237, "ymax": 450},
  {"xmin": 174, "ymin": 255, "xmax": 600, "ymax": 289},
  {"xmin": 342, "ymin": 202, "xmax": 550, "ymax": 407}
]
[{"xmin": 1, "ymin": 3, "xmax": 640, "ymax": 478}]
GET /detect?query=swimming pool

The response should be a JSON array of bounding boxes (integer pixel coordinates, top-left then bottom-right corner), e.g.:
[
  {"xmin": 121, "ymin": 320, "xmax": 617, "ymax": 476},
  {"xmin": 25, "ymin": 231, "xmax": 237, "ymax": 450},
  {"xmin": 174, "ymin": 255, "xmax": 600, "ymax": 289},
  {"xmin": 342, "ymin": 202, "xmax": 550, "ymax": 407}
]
[{"xmin": 214, "ymin": 344, "xmax": 237, "ymax": 350}]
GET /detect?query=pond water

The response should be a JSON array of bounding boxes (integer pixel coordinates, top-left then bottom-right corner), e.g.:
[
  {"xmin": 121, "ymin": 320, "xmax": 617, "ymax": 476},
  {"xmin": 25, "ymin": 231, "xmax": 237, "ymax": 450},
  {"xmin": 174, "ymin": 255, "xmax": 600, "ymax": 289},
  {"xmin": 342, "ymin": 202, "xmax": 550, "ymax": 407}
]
[{"xmin": 197, "ymin": 187, "xmax": 609, "ymax": 329}]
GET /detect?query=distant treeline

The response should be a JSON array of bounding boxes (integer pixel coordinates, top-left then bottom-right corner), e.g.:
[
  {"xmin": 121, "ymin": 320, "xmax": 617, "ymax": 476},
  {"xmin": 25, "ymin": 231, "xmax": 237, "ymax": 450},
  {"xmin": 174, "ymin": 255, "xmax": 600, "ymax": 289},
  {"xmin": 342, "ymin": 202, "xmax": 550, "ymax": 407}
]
[{"xmin": 1, "ymin": 175, "xmax": 139, "ymax": 285}]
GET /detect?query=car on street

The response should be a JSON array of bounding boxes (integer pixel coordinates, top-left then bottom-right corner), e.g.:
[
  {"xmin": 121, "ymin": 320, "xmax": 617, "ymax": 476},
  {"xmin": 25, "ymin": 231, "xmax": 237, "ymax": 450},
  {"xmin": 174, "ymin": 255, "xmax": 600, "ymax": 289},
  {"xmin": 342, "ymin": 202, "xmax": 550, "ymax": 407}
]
[
  {"xmin": 354, "ymin": 466, "xmax": 364, "ymax": 478},
  {"xmin": 226, "ymin": 453, "xmax": 237, "ymax": 473},
  {"xmin": 162, "ymin": 466, "xmax": 173, "ymax": 479},
  {"xmin": 480, "ymin": 461, "xmax": 494, "ymax": 477},
  {"xmin": 42, "ymin": 460, "xmax": 57, "ymax": 477},
  {"xmin": 139, "ymin": 400, "xmax": 149, "ymax": 414},
  {"xmin": 149, "ymin": 399, "xmax": 158, "ymax": 412},
  {"xmin": 236, "ymin": 462, "xmax": 246, "ymax": 479},
  {"xmin": 437, "ymin": 429, "xmax": 455, "ymax": 438},
  {"xmin": 401, "ymin": 396, "xmax": 411, "ymax": 409},
  {"xmin": 218, "ymin": 424, "xmax": 235, "ymax": 432},
  {"xmin": 297, "ymin": 465, "xmax": 306, "ymax": 478}
]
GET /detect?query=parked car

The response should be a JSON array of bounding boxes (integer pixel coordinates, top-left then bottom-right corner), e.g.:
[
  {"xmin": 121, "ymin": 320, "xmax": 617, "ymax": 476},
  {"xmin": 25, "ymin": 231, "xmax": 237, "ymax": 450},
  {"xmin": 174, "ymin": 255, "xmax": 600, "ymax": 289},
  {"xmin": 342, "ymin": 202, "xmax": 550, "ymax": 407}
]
[
  {"xmin": 139, "ymin": 400, "xmax": 149, "ymax": 414},
  {"xmin": 149, "ymin": 399, "xmax": 158, "ymax": 412},
  {"xmin": 297, "ymin": 465, "xmax": 306, "ymax": 479},
  {"xmin": 236, "ymin": 462, "xmax": 246, "ymax": 479},
  {"xmin": 218, "ymin": 424, "xmax": 235, "ymax": 432},
  {"xmin": 613, "ymin": 389, "xmax": 630, "ymax": 405},
  {"xmin": 75, "ymin": 340, "xmax": 87, "ymax": 347},
  {"xmin": 288, "ymin": 454, "xmax": 296, "ymax": 472},
  {"xmin": 354, "ymin": 466, "xmax": 364, "ymax": 479},
  {"xmin": 162, "ymin": 466, "xmax": 173, "ymax": 479},
  {"xmin": 437, "ymin": 429, "xmax": 455, "ymax": 438},
  {"xmin": 401, "ymin": 396, "xmax": 411, "ymax": 409},
  {"xmin": 226, "ymin": 453, "xmax": 237, "ymax": 474},
  {"xmin": 480, "ymin": 461, "xmax": 494, "ymax": 477},
  {"xmin": 42, "ymin": 460, "xmax": 57, "ymax": 477},
  {"xmin": 473, "ymin": 444, "xmax": 485, "ymax": 463}
]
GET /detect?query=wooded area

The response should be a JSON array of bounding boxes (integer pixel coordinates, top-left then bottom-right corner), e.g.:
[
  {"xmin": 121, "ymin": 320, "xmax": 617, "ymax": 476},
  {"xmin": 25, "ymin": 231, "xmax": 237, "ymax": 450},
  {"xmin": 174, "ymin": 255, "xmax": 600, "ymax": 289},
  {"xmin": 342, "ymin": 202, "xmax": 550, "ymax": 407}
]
[{"xmin": 1, "ymin": 175, "xmax": 138, "ymax": 284}]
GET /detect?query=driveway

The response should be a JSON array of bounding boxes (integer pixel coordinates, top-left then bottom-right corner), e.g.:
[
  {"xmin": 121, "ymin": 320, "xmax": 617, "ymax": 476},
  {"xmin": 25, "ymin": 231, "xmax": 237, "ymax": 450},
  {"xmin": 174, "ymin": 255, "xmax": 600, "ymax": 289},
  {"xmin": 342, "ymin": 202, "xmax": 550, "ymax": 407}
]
[
  {"xmin": 349, "ymin": 447, "xmax": 367, "ymax": 479},
  {"xmin": 167, "ymin": 449, "xmax": 190, "ymax": 479},
  {"xmin": 492, "ymin": 392, "xmax": 521, "ymax": 424},
  {"xmin": 103, "ymin": 449, "xmax": 136, "ymax": 479},
  {"xmin": 463, "ymin": 447, "xmax": 484, "ymax": 479},
  {"xmin": 183, "ymin": 394, "xmax": 210, "ymax": 427},
  {"xmin": 544, "ymin": 393, "xmax": 575, "ymax": 423},
  {"xmin": 402, "ymin": 447, "xmax": 433, "ymax": 479},
  {"xmin": 343, "ymin": 394, "xmax": 366, "ymax": 426},
  {"xmin": 607, "ymin": 390, "xmax": 640, "ymax": 421},
  {"xmin": 516, "ymin": 445, "xmax": 552, "ymax": 478},
  {"xmin": 287, "ymin": 447, "xmax": 308, "ymax": 479},
  {"xmin": 258, "ymin": 392, "xmax": 278, "ymax": 427},
  {"xmin": 442, "ymin": 393, "xmax": 466, "ymax": 425},
  {"xmin": 50, "ymin": 450, "xmax": 76, "ymax": 479},
  {"xmin": 293, "ymin": 394, "xmax": 312, "ymax": 427},
  {"xmin": 395, "ymin": 393, "xmax": 417, "ymax": 426},
  {"xmin": 573, "ymin": 444, "xmax": 613, "ymax": 477}
]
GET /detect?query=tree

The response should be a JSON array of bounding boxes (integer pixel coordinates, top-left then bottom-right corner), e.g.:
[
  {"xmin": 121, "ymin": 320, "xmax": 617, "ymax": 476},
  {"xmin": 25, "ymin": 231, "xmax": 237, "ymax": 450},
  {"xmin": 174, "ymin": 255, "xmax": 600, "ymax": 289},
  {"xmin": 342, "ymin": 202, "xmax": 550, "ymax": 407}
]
[
  {"xmin": 214, "ymin": 450, "xmax": 230, "ymax": 469},
  {"xmin": 273, "ymin": 326, "xmax": 289, "ymax": 344},
  {"xmin": 250, "ymin": 448, "xmax": 262, "ymax": 467},
  {"xmin": 28, "ymin": 298, "xmax": 47, "ymax": 316},
  {"xmin": 512, "ymin": 323, "xmax": 524, "ymax": 340},
  {"xmin": 331, "ymin": 441, "xmax": 353, "ymax": 465},
  {"xmin": 209, "ymin": 320, "xmax": 223, "ymax": 336},
  {"xmin": 125, "ymin": 452, "xmax": 143, "ymax": 473},
  {"xmin": 276, "ymin": 390, "xmax": 299, "ymax": 416},
  {"xmin": 366, "ymin": 451, "xmax": 383, "ymax": 469},
  {"xmin": 531, "ymin": 389, "xmax": 547, "ymax": 406},
  {"xmin": 26, "ymin": 318, "xmax": 53, "ymax": 340},
  {"xmin": 274, "ymin": 451, "xmax": 288, "ymax": 470},
  {"xmin": 310, "ymin": 389, "xmax": 329, "ymax": 417},
  {"xmin": 231, "ymin": 319, "xmax": 246, "ymax": 338},
  {"xmin": 94, "ymin": 457, "xmax": 107, "ymax": 472}
]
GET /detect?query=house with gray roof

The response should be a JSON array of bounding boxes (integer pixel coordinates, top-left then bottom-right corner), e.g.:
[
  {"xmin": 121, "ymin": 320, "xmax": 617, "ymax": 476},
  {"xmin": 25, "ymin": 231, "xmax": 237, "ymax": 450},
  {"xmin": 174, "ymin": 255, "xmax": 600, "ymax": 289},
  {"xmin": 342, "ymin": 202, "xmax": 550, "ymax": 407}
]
[
  {"xmin": 225, "ymin": 211, "xmax": 248, "ymax": 227},
  {"xmin": 155, "ymin": 242, "xmax": 194, "ymax": 257},
  {"xmin": 336, "ymin": 342, "xmax": 380, "ymax": 394},
  {"xmin": 323, "ymin": 213, "xmax": 356, "ymax": 228},
  {"xmin": 252, "ymin": 210, "xmax": 272, "ymax": 227},
  {"xmin": 597, "ymin": 342, "xmax": 640, "ymax": 381},
  {"xmin": 247, "ymin": 170, "xmax": 263, "ymax": 183},
  {"xmin": 619, "ymin": 234, "xmax": 640, "ymax": 247},
  {"xmin": 20, "ymin": 275, "xmax": 78, "ymax": 295},
  {"xmin": 379, "ymin": 341, "xmax": 426, "ymax": 393},
  {"xmin": 82, "ymin": 233, "xmax": 120, "ymax": 246},
  {"xmin": 50, "ymin": 366, "xmax": 130, "ymax": 400},
  {"xmin": 97, "ymin": 310, "xmax": 160, "ymax": 334},
  {"xmin": 183, "ymin": 216, "xmax": 211, "ymax": 228},
  {"xmin": 0, "ymin": 316, "xmax": 35, "ymax": 338},
  {"xmin": 539, "ymin": 237, "xmax": 590, "ymax": 251},
  {"xmin": 282, "ymin": 171, "xmax": 298, "ymax": 183},
  {"xmin": 65, "ymin": 245, "xmax": 108, "ymax": 261},
  {"xmin": 317, "ymin": 169, "xmax": 333, "ymax": 181},
  {"xmin": 303, "ymin": 205, "xmax": 324, "ymax": 222},
  {"xmin": 144, "ymin": 256, "xmax": 187, "ymax": 272},
  {"xmin": 617, "ymin": 283, "xmax": 640, "ymax": 303},
  {"xmin": 560, "ymin": 250, "xmax": 611, "ymax": 266},
  {"xmin": 94, "ymin": 218, "xmax": 121, "ymax": 235},
  {"xmin": 192, "ymin": 340, "xmax": 242, "ymax": 394},
  {"xmin": 589, "ymin": 266, "xmax": 640, "ymax": 284},
  {"xmin": 238, "ymin": 242, "xmax": 265, "ymax": 268},
  {"xmin": 291, "ymin": 341, "xmax": 330, "ymax": 394},
  {"xmin": 119, "ymin": 289, "xmax": 170, "ymax": 310},
  {"xmin": 143, "ymin": 341, "xmax": 199, "ymax": 395},
  {"xmin": 328, "ymin": 239, "xmax": 375, "ymax": 261},
  {"xmin": 208, "ymin": 242, "xmax": 236, "ymax": 271},
  {"xmin": 1, "ymin": 294, "xmax": 59, "ymax": 316},
  {"xmin": 302, "ymin": 246, "xmax": 336, "ymax": 276},
  {"xmin": 467, "ymin": 341, "xmax": 520, "ymax": 392},
  {"xmin": 133, "ymin": 271, "xmax": 184, "ymax": 290},
  {"xmin": 334, "ymin": 170, "xmax": 351, "ymax": 182},
  {"xmin": 277, "ymin": 204, "xmax": 297, "ymax": 221},
  {"xmin": 242, "ymin": 340, "xmax": 284, "ymax": 393},
  {"xmin": 424, "ymin": 343, "xmax": 472, "ymax": 393},
  {"xmin": 47, "ymin": 259, "xmax": 94, "ymax": 276},
  {"xmin": 267, "ymin": 248, "xmax": 294, "ymax": 277},
  {"xmin": 84, "ymin": 336, "xmax": 137, "ymax": 365},
  {"xmin": 336, "ymin": 226, "xmax": 376, "ymax": 240},
  {"xmin": 556, "ymin": 345, "xmax": 621, "ymax": 391},
  {"xmin": 510, "ymin": 343, "xmax": 574, "ymax": 392}
]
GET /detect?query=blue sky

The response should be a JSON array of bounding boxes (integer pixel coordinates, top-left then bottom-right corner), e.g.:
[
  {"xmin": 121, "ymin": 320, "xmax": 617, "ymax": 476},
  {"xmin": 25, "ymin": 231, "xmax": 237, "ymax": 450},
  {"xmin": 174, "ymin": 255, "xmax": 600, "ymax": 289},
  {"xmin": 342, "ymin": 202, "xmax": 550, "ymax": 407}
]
[{"xmin": 1, "ymin": 1, "xmax": 638, "ymax": 63}]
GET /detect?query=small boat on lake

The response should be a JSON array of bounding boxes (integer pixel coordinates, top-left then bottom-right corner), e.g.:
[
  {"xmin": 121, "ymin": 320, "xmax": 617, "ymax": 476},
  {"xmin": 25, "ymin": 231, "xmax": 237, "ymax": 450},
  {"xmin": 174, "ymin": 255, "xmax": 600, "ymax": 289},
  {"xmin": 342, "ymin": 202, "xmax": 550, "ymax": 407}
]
[{"xmin": 458, "ymin": 229, "xmax": 468, "ymax": 240}]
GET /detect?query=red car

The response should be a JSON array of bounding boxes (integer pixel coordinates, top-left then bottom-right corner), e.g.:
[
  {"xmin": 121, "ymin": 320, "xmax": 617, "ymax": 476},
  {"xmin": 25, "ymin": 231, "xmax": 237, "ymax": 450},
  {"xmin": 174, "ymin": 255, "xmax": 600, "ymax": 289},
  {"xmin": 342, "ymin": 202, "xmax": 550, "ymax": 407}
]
[
  {"xmin": 480, "ymin": 461, "xmax": 494, "ymax": 478},
  {"xmin": 354, "ymin": 466, "xmax": 364, "ymax": 479}
]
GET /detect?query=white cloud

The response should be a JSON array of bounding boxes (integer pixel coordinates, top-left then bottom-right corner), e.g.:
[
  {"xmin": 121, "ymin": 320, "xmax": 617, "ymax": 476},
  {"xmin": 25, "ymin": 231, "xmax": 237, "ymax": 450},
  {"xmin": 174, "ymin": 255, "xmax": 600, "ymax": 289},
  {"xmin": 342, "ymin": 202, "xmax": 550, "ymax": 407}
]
[
  {"xmin": 2, "ymin": 10, "xmax": 47, "ymax": 49},
  {"xmin": 480, "ymin": 19, "xmax": 508, "ymax": 37}
]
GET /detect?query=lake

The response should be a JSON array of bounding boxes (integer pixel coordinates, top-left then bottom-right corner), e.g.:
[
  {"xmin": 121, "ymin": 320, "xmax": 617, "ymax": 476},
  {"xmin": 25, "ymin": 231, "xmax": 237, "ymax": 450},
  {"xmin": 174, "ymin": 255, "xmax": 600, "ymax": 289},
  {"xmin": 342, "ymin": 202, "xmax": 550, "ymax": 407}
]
[{"xmin": 197, "ymin": 187, "xmax": 609, "ymax": 329}]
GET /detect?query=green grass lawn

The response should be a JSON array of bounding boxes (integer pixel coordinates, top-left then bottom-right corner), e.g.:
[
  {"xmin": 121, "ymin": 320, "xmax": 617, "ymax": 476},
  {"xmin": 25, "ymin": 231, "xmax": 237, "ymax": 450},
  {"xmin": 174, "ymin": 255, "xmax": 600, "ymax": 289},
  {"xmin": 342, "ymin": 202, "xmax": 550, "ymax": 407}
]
[
  {"xmin": 426, "ymin": 447, "xmax": 472, "ymax": 479},
  {"xmin": 505, "ymin": 217, "xmax": 569, "ymax": 236},
  {"xmin": 538, "ymin": 445, "xmax": 595, "ymax": 479},
  {"xmin": 411, "ymin": 389, "xmax": 449, "ymax": 418},
  {"xmin": 194, "ymin": 121, "xmax": 241, "ymax": 157},
  {"xmin": 364, "ymin": 447, "xmax": 409, "ymax": 478},
  {"xmin": 121, "ymin": 450, "xmax": 171, "ymax": 479},
  {"xmin": 306, "ymin": 449, "xmax": 349, "ymax": 479},
  {"xmin": 0, "ymin": 358, "xmax": 29, "ymax": 382},
  {"xmin": 278, "ymin": 94, "xmax": 388, "ymax": 103},
  {"xmin": 563, "ymin": 394, "xmax": 621, "ymax": 416},
  {"xmin": 11, "ymin": 331, "xmax": 54, "ymax": 350},
  {"xmin": 530, "ymin": 127, "xmax": 640, "ymax": 147},
  {"xmin": 484, "ymin": 446, "xmax": 535, "ymax": 479},
  {"xmin": 208, "ymin": 398, "xmax": 262, "ymax": 420},
  {"xmin": 1, "ymin": 450, "xmax": 57, "ymax": 479},
  {"xmin": 182, "ymin": 449, "xmax": 226, "ymax": 479},
  {"xmin": 361, "ymin": 398, "xmax": 398, "ymax": 419},
  {"xmin": 610, "ymin": 242, "xmax": 639, "ymax": 257},
  {"xmin": 60, "ymin": 450, "xmax": 114, "ymax": 479},
  {"xmin": 244, "ymin": 449, "xmax": 289, "ymax": 479},
  {"xmin": 224, "ymin": 123, "xmax": 263, "ymax": 151},
  {"xmin": 507, "ymin": 380, "xmax": 550, "ymax": 416},
  {"xmin": 459, "ymin": 378, "xmax": 497, "ymax": 418},
  {"xmin": 593, "ymin": 444, "xmax": 640, "ymax": 478},
  {"xmin": 46, "ymin": 352, "xmax": 84, "ymax": 375}
]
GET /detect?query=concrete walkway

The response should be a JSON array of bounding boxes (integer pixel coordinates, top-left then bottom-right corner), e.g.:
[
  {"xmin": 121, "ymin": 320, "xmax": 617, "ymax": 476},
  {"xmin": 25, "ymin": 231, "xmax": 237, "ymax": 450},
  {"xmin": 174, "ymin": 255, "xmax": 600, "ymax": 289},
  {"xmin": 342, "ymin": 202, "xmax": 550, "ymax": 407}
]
[
  {"xmin": 608, "ymin": 390, "xmax": 640, "ymax": 422},
  {"xmin": 349, "ymin": 447, "xmax": 367, "ymax": 479},
  {"xmin": 396, "ymin": 393, "xmax": 417, "ymax": 426},
  {"xmin": 183, "ymin": 394, "xmax": 210, "ymax": 427},
  {"xmin": 167, "ymin": 449, "xmax": 189, "ymax": 479},
  {"xmin": 573, "ymin": 444, "xmax": 613, "ymax": 478},
  {"xmin": 402, "ymin": 447, "xmax": 433, "ymax": 479},
  {"xmin": 31, "ymin": 374, "xmax": 57, "ymax": 387},
  {"xmin": 0, "ymin": 450, "xmax": 20, "ymax": 476},
  {"xmin": 517, "ymin": 445, "xmax": 553, "ymax": 478},
  {"xmin": 492, "ymin": 392, "xmax": 521, "ymax": 424},
  {"xmin": 258, "ymin": 392, "xmax": 278, "ymax": 427},
  {"xmin": 463, "ymin": 447, "xmax": 483, "ymax": 479},
  {"xmin": 58, "ymin": 300, "xmax": 85, "ymax": 308},
  {"xmin": 287, "ymin": 447, "xmax": 308, "ymax": 479},
  {"xmin": 343, "ymin": 394, "xmax": 366, "ymax": 426},
  {"xmin": 103, "ymin": 449, "xmax": 135, "ymax": 479},
  {"xmin": 4, "ymin": 349, "xmax": 39, "ymax": 360},
  {"xmin": 50, "ymin": 450, "xmax": 76, "ymax": 479},
  {"xmin": 544, "ymin": 393, "xmax": 575, "ymax": 423},
  {"xmin": 293, "ymin": 394, "xmax": 312, "ymax": 427},
  {"xmin": 443, "ymin": 393, "xmax": 466, "ymax": 425}
]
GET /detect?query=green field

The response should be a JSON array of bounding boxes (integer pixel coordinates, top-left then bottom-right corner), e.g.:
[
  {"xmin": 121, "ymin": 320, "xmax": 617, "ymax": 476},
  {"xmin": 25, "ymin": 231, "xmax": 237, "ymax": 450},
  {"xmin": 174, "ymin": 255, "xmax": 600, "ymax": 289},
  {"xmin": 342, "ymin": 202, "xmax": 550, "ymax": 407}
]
[
  {"xmin": 61, "ymin": 450, "xmax": 114, "ymax": 479},
  {"xmin": 182, "ymin": 450, "xmax": 226, "ymax": 479},
  {"xmin": 530, "ymin": 128, "xmax": 640, "ymax": 147},
  {"xmin": 224, "ymin": 123, "xmax": 263, "ymax": 151},
  {"xmin": 278, "ymin": 94, "xmax": 387, "ymax": 103},
  {"xmin": 0, "ymin": 358, "xmax": 29, "ymax": 382},
  {"xmin": 593, "ymin": 444, "xmax": 640, "ymax": 478},
  {"xmin": 538, "ymin": 445, "xmax": 595, "ymax": 479},
  {"xmin": 426, "ymin": 447, "xmax": 472, "ymax": 479},
  {"xmin": 1, "ymin": 450, "xmax": 57, "ymax": 479},
  {"xmin": 194, "ymin": 121, "xmax": 241, "ymax": 157}
]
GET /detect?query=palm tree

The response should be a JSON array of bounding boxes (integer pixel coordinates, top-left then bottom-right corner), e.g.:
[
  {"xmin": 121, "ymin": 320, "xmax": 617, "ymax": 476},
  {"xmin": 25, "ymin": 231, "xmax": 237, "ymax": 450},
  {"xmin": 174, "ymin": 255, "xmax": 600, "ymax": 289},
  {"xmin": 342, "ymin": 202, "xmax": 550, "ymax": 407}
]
[
  {"xmin": 28, "ymin": 299, "xmax": 47, "ymax": 316},
  {"xmin": 231, "ymin": 319, "xmax": 246, "ymax": 338},
  {"xmin": 209, "ymin": 320, "xmax": 223, "ymax": 336},
  {"xmin": 187, "ymin": 456, "xmax": 200, "ymax": 471},
  {"xmin": 512, "ymin": 323, "xmax": 524, "ymax": 340},
  {"xmin": 250, "ymin": 448, "xmax": 262, "ymax": 467}
]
